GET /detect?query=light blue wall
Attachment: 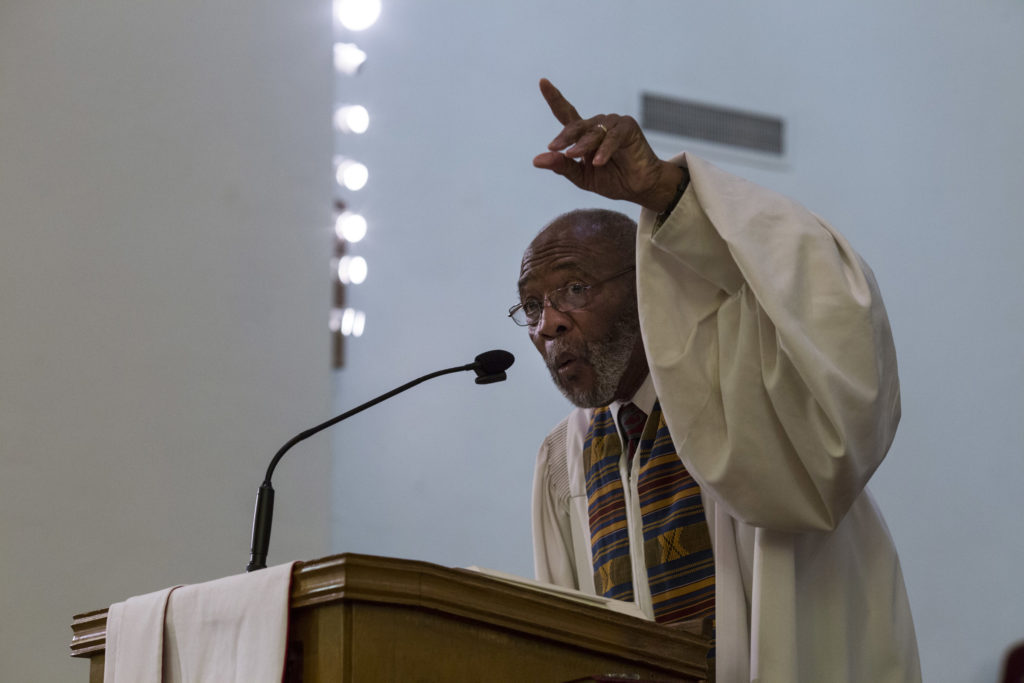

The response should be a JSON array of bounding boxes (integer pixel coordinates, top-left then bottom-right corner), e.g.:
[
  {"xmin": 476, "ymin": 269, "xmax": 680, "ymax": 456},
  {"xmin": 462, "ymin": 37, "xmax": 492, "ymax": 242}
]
[
  {"xmin": 0, "ymin": 1, "xmax": 334, "ymax": 680},
  {"xmin": 331, "ymin": 2, "xmax": 1024, "ymax": 682}
]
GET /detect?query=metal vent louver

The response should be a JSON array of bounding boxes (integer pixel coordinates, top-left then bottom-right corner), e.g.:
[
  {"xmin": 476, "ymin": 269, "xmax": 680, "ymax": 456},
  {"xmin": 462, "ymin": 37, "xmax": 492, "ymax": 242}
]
[{"xmin": 641, "ymin": 92, "xmax": 784, "ymax": 155}]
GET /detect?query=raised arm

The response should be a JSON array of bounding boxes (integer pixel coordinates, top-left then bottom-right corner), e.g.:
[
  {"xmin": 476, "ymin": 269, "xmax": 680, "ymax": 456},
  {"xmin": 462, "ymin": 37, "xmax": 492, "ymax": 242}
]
[
  {"xmin": 636, "ymin": 154, "xmax": 901, "ymax": 531},
  {"xmin": 532, "ymin": 78, "xmax": 686, "ymax": 214}
]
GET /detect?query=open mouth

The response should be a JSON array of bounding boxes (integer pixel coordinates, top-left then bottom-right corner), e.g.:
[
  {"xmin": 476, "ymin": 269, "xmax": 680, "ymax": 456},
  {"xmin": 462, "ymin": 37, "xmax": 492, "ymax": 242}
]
[{"xmin": 554, "ymin": 352, "xmax": 582, "ymax": 374}]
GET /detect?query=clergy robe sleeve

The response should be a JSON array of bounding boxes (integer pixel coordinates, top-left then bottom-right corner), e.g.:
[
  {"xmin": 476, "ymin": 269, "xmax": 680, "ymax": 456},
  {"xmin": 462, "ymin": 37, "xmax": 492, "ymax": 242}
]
[{"xmin": 636, "ymin": 153, "xmax": 900, "ymax": 533}]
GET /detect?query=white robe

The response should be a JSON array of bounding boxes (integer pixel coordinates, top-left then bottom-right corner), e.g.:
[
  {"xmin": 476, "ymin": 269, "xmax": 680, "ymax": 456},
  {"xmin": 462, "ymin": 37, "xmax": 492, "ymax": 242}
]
[{"xmin": 531, "ymin": 154, "xmax": 921, "ymax": 683}]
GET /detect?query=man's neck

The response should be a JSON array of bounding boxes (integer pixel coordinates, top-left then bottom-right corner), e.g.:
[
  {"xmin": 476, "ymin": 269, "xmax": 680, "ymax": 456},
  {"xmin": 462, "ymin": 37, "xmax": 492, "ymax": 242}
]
[
  {"xmin": 612, "ymin": 373, "xmax": 656, "ymax": 415},
  {"xmin": 612, "ymin": 340, "xmax": 649, "ymax": 403}
]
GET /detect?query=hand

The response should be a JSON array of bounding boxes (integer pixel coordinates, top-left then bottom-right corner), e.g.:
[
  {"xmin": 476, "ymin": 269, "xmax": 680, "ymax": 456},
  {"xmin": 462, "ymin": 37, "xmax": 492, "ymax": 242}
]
[{"xmin": 532, "ymin": 79, "xmax": 686, "ymax": 213}]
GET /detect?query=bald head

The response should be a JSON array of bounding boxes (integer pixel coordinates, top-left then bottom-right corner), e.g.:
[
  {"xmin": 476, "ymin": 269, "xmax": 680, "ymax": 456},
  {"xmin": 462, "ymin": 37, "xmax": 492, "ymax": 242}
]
[{"xmin": 521, "ymin": 209, "xmax": 637, "ymax": 280}]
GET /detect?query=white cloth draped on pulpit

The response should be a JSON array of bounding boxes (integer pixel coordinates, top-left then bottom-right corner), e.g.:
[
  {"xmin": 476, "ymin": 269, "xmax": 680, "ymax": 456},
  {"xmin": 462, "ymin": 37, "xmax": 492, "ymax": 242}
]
[{"xmin": 103, "ymin": 562, "xmax": 296, "ymax": 683}]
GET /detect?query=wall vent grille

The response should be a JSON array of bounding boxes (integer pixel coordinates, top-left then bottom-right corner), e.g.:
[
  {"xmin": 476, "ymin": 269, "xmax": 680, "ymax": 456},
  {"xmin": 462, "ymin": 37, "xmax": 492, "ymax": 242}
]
[{"xmin": 641, "ymin": 93, "xmax": 784, "ymax": 155}]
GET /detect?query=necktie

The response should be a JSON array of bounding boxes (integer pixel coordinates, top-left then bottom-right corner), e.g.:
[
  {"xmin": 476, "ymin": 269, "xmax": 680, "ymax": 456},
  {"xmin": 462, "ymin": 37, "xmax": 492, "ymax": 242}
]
[{"xmin": 618, "ymin": 402, "xmax": 647, "ymax": 464}]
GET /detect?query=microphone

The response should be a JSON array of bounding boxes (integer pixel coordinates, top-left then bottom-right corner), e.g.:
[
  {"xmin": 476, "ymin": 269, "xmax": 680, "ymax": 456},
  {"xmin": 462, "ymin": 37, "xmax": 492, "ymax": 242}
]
[
  {"xmin": 246, "ymin": 349, "xmax": 515, "ymax": 572},
  {"xmin": 471, "ymin": 349, "xmax": 514, "ymax": 384}
]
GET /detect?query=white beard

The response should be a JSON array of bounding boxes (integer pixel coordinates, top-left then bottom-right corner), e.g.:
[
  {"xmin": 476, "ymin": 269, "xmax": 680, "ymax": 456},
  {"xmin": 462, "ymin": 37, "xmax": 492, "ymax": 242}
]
[{"xmin": 545, "ymin": 314, "xmax": 641, "ymax": 409}]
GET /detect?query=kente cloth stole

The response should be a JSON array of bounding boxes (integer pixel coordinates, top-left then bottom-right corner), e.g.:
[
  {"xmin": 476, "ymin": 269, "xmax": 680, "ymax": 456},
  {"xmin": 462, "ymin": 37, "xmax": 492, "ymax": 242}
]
[{"xmin": 583, "ymin": 401, "xmax": 715, "ymax": 626}]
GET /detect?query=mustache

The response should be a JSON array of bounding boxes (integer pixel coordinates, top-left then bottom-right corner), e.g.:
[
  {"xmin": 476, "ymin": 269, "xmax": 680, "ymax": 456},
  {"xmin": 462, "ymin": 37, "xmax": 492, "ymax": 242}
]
[{"xmin": 544, "ymin": 338, "xmax": 589, "ymax": 370}]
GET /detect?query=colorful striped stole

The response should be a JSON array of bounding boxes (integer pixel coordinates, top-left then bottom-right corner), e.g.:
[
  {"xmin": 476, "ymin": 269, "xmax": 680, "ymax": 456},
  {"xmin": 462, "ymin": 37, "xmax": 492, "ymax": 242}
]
[{"xmin": 583, "ymin": 401, "xmax": 715, "ymax": 628}]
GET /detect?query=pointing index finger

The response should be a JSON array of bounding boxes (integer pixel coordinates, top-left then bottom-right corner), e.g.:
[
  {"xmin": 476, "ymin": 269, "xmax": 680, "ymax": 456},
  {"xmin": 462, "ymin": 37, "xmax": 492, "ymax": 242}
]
[{"xmin": 539, "ymin": 78, "xmax": 582, "ymax": 126}]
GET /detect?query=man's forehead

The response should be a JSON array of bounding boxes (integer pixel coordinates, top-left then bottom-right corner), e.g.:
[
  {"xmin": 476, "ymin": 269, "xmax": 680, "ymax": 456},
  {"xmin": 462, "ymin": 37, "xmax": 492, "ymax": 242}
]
[
  {"xmin": 518, "ymin": 259, "xmax": 588, "ymax": 291},
  {"xmin": 518, "ymin": 235, "xmax": 608, "ymax": 290}
]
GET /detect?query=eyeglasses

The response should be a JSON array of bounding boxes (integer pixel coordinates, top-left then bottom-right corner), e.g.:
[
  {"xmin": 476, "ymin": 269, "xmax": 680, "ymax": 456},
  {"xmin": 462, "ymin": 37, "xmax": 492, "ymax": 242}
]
[{"xmin": 508, "ymin": 267, "xmax": 635, "ymax": 327}]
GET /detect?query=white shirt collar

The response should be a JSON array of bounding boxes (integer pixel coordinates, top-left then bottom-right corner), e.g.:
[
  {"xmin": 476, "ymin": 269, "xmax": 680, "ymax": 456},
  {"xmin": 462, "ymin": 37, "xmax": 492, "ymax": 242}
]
[
  {"xmin": 608, "ymin": 373, "xmax": 656, "ymax": 422},
  {"xmin": 629, "ymin": 373, "xmax": 657, "ymax": 415}
]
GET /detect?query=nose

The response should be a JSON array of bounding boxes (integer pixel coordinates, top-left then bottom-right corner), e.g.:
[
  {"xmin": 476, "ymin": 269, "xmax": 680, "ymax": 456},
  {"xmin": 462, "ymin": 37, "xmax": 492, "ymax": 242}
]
[{"xmin": 533, "ymin": 300, "xmax": 572, "ymax": 338}]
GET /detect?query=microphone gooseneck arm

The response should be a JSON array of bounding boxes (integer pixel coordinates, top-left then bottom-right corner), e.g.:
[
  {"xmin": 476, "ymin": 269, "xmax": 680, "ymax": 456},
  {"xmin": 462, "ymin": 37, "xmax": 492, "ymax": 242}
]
[{"xmin": 246, "ymin": 350, "xmax": 514, "ymax": 572}]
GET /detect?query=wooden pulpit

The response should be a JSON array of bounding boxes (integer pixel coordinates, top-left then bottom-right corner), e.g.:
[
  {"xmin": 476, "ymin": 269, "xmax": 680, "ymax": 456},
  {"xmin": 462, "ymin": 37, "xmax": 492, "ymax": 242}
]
[{"xmin": 70, "ymin": 553, "xmax": 709, "ymax": 682}]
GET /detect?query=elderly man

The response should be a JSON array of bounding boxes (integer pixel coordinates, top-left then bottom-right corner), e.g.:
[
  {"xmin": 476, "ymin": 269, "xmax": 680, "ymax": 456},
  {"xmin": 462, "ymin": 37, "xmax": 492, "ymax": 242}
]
[{"xmin": 518, "ymin": 79, "xmax": 920, "ymax": 682}]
